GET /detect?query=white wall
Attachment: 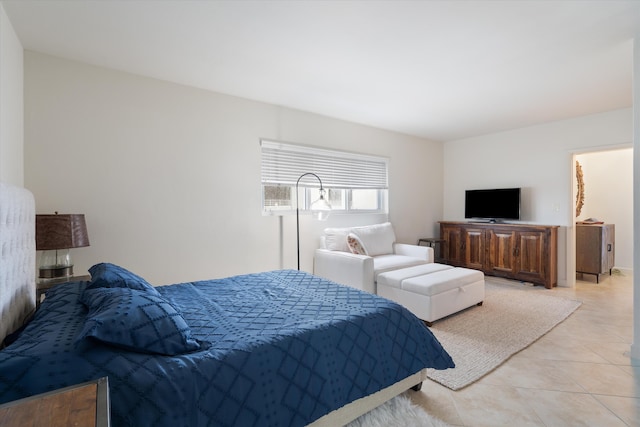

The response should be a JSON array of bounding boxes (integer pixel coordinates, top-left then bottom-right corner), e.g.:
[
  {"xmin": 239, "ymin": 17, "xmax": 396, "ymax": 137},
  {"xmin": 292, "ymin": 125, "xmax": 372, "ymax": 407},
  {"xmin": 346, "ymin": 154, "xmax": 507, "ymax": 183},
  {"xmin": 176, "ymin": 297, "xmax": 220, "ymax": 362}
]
[
  {"xmin": 0, "ymin": 4, "xmax": 23, "ymax": 186},
  {"xmin": 631, "ymin": 36, "xmax": 640, "ymax": 360},
  {"xmin": 443, "ymin": 108, "xmax": 633, "ymax": 286},
  {"xmin": 24, "ymin": 51, "xmax": 444, "ymax": 285},
  {"xmin": 576, "ymin": 148, "xmax": 633, "ymax": 271}
]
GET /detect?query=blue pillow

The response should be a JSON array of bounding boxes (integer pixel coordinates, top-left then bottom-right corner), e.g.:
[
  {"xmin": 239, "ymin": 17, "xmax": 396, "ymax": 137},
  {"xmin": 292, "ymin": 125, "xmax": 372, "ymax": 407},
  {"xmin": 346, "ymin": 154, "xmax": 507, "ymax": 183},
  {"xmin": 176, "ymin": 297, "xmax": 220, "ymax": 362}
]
[
  {"xmin": 77, "ymin": 287, "xmax": 201, "ymax": 355},
  {"xmin": 87, "ymin": 263, "xmax": 160, "ymax": 296}
]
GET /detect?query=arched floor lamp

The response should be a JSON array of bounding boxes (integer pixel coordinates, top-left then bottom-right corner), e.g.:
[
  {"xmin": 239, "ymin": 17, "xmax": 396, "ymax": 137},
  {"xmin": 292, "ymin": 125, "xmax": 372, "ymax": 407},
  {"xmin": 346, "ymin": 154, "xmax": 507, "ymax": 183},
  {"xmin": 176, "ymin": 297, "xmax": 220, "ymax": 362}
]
[{"xmin": 296, "ymin": 173, "xmax": 331, "ymax": 270}]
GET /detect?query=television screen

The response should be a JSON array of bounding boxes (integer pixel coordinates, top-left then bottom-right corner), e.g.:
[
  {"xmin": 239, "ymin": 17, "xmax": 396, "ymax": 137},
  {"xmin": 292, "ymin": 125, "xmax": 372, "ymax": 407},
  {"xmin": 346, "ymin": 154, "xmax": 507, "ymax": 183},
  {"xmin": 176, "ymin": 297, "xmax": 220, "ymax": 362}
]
[{"xmin": 465, "ymin": 188, "xmax": 521, "ymax": 221}]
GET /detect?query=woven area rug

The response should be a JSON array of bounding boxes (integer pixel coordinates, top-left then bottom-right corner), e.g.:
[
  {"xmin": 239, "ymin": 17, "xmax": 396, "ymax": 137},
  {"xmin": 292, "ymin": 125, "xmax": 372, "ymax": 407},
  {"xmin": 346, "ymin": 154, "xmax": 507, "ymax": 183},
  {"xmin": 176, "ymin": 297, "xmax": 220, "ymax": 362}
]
[
  {"xmin": 346, "ymin": 393, "xmax": 452, "ymax": 427},
  {"xmin": 426, "ymin": 277, "xmax": 582, "ymax": 390}
]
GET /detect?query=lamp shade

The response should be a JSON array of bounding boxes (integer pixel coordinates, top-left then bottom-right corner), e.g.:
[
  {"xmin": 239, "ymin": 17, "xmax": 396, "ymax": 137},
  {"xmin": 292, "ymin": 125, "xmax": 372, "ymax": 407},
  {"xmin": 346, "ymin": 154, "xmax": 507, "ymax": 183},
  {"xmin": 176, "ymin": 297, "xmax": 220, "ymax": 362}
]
[
  {"xmin": 36, "ymin": 214, "xmax": 90, "ymax": 250},
  {"xmin": 310, "ymin": 189, "xmax": 332, "ymax": 221}
]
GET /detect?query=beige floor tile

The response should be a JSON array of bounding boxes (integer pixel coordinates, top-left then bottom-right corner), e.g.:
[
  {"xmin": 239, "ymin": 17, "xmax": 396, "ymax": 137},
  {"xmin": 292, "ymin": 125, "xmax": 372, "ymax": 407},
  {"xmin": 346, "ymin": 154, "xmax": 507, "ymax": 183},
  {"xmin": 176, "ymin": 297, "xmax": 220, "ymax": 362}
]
[
  {"xmin": 616, "ymin": 363, "xmax": 640, "ymax": 378},
  {"xmin": 583, "ymin": 341, "xmax": 640, "ymax": 366},
  {"xmin": 411, "ymin": 381, "xmax": 464, "ymax": 426},
  {"xmin": 517, "ymin": 388, "xmax": 627, "ymax": 426},
  {"xmin": 479, "ymin": 355, "xmax": 586, "ymax": 392},
  {"xmin": 545, "ymin": 317, "xmax": 629, "ymax": 344},
  {"xmin": 553, "ymin": 361, "xmax": 640, "ymax": 397},
  {"xmin": 448, "ymin": 383, "xmax": 545, "ymax": 427},
  {"xmin": 519, "ymin": 333, "xmax": 611, "ymax": 363},
  {"xmin": 594, "ymin": 394, "xmax": 640, "ymax": 426},
  {"xmin": 413, "ymin": 274, "xmax": 638, "ymax": 426}
]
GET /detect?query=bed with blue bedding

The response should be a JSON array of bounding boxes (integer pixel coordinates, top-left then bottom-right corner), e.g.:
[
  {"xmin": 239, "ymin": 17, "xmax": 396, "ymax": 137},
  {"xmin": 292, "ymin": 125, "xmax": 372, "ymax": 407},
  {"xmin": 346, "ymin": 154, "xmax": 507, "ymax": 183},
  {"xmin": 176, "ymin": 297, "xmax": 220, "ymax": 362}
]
[{"xmin": 0, "ymin": 263, "xmax": 453, "ymax": 427}]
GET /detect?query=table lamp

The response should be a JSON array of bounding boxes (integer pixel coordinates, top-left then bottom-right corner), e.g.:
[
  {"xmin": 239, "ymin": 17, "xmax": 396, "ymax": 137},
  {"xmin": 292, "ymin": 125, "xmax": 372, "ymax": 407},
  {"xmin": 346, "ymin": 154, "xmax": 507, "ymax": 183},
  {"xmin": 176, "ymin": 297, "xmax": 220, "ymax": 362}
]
[{"xmin": 36, "ymin": 212, "xmax": 90, "ymax": 280}]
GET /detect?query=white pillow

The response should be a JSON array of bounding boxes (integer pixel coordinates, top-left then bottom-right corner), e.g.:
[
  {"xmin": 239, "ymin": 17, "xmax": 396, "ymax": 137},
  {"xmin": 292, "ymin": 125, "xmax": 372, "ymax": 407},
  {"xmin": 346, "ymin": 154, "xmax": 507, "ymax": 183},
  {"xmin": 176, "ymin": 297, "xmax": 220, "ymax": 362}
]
[
  {"xmin": 350, "ymin": 222, "xmax": 396, "ymax": 256},
  {"xmin": 323, "ymin": 227, "xmax": 351, "ymax": 252}
]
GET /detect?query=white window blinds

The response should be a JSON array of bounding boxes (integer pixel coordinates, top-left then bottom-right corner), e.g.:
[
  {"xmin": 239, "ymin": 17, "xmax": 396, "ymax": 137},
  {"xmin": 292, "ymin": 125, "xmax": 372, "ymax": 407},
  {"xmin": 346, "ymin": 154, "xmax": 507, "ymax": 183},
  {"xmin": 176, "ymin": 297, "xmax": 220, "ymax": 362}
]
[{"xmin": 261, "ymin": 140, "xmax": 388, "ymax": 189}]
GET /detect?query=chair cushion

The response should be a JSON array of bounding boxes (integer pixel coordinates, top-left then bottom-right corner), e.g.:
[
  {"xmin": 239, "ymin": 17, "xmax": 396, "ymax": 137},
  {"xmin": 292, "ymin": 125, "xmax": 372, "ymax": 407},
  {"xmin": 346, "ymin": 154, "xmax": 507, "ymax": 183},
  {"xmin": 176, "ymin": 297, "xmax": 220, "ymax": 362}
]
[
  {"xmin": 323, "ymin": 227, "xmax": 351, "ymax": 251},
  {"xmin": 373, "ymin": 254, "xmax": 430, "ymax": 280},
  {"xmin": 377, "ymin": 263, "xmax": 454, "ymax": 289},
  {"xmin": 350, "ymin": 222, "xmax": 396, "ymax": 256},
  {"xmin": 402, "ymin": 268, "xmax": 485, "ymax": 296}
]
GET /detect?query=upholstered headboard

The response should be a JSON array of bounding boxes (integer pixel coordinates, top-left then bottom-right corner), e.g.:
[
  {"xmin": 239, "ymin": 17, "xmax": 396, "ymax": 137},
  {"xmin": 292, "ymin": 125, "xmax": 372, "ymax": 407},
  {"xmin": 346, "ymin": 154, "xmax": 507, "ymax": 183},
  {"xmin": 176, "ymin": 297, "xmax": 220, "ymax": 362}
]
[{"xmin": 0, "ymin": 183, "xmax": 35, "ymax": 344}]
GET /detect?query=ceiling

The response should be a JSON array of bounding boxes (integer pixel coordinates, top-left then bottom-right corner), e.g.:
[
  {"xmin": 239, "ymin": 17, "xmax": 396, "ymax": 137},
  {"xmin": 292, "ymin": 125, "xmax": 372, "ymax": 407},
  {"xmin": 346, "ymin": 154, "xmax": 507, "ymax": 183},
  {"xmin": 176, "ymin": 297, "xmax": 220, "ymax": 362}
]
[{"xmin": 3, "ymin": 0, "xmax": 639, "ymax": 142}]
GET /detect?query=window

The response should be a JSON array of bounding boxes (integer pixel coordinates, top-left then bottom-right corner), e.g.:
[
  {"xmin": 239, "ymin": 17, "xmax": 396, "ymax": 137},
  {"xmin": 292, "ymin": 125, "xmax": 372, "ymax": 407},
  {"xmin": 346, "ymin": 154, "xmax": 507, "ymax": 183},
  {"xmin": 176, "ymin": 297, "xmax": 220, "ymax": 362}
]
[{"xmin": 261, "ymin": 139, "xmax": 388, "ymax": 215}]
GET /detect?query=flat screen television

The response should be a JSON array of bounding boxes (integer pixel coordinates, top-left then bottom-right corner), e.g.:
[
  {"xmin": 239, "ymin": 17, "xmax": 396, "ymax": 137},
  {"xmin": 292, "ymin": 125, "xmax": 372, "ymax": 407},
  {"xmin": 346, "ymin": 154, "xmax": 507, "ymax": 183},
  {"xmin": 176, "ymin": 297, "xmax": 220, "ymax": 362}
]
[{"xmin": 465, "ymin": 188, "xmax": 521, "ymax": 221}]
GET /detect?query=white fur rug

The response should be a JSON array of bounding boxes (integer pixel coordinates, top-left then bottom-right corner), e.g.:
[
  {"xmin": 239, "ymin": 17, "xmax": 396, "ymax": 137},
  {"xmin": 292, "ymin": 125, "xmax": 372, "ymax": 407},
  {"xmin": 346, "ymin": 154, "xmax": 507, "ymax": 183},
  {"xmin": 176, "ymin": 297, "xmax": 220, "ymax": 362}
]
[{"xmin": 346, "ymin": 393, "xmax": 451, "ymax": 427}]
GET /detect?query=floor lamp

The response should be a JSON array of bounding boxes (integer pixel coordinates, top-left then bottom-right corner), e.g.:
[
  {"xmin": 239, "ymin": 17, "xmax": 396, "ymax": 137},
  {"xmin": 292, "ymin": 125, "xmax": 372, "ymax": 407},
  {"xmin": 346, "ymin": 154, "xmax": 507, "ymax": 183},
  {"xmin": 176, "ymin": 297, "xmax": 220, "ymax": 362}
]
[{"xmin": 296, "ymin": 173, "xmax": 331, "ymax": 270}]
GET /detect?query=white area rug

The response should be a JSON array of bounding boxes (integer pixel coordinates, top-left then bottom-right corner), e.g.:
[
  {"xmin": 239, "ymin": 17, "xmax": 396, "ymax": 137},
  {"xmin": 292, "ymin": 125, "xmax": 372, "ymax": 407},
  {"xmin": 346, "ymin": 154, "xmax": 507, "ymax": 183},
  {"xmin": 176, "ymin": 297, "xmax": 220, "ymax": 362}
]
[
  {"xmin": 346, "ymin": 393, "xmax": 451, "ymax": 427},
  {"xmin": 426, "ymin": 277, "xmax": 582, "ymax": 390}
]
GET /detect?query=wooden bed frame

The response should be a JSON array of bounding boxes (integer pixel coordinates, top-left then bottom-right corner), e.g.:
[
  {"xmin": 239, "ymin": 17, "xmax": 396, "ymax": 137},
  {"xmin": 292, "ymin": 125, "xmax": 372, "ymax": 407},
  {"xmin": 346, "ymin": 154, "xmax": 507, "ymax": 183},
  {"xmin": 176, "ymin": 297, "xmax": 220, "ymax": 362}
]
[{"xmin": 0, "ymin": 182, "xmax": 423, "ymax": 425}]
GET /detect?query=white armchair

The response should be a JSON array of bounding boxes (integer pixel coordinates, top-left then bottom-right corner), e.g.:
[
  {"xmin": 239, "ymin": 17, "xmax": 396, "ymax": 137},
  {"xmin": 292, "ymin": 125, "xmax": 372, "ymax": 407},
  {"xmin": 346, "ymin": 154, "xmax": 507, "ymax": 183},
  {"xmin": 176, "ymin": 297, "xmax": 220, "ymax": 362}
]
[{"xmin": 313, "ymin": 223, "xmax": 433, "ymax": 294}]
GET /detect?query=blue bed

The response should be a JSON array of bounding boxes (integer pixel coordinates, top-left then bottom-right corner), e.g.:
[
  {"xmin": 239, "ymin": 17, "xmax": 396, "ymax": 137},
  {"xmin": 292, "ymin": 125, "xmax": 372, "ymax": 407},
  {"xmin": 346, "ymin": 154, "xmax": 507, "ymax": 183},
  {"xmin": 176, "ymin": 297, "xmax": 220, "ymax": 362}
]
[{"xmin": 0, "ymin": 266, "xmax": 453, "ymax": 426}]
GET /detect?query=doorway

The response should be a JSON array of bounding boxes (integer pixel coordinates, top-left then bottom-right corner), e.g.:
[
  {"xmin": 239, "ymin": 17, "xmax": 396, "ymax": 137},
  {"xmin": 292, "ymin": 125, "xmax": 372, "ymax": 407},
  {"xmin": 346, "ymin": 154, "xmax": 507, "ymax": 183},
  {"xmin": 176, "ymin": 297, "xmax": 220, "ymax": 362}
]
[{"xmin": 570, "ymin": 146, "xmax": 633, "ymax": 284}]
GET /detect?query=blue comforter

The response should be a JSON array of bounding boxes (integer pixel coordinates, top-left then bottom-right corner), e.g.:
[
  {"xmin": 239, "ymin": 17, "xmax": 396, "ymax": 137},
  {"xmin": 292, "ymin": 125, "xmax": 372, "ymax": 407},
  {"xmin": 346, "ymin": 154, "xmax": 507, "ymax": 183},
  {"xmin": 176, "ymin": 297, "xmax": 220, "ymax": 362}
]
[{"xmin": 0, "ymin": 270, "xmax": 453, "ymax": 426}]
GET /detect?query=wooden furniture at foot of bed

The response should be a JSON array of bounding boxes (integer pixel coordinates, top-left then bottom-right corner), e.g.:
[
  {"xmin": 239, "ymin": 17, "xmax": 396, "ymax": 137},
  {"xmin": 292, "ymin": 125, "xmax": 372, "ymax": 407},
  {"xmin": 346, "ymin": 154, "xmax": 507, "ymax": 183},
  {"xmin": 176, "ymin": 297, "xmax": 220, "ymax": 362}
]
[{"xmin": 0, "ymin": 377, "xmax": 110, "ymax": 427}]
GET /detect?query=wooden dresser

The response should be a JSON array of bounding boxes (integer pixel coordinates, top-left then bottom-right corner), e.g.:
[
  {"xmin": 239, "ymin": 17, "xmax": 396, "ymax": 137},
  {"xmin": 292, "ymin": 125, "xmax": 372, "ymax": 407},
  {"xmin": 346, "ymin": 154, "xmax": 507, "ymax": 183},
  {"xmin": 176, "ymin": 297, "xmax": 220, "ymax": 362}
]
[
  {"xmin": 439, "ymin": 221, "xmax": 558, "ymax": 288},
  {"xmin": 576, "ymin": 223, "xmax": 615, "ymax": 283}
]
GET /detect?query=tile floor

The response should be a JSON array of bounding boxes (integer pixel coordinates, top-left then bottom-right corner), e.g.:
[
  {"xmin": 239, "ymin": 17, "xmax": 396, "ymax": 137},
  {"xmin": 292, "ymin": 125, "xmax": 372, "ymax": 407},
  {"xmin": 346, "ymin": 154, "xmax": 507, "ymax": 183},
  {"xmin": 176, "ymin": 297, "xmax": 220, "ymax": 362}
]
[{"xmin": 410, "ymin": 271, "xmax": 639, "ymax": 426}]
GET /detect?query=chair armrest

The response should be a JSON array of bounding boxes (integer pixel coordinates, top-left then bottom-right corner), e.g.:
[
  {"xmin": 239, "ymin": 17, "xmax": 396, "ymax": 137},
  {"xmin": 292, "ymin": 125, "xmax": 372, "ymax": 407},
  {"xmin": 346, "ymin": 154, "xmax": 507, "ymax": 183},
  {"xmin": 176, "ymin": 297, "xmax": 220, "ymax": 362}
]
[
  {"xmin": 313, "ymin": 249, "xmax": 375, "ymax": 294},
  {"xmin": 393, "ymin": 243, "xmax": 434, "ymax": 263}
]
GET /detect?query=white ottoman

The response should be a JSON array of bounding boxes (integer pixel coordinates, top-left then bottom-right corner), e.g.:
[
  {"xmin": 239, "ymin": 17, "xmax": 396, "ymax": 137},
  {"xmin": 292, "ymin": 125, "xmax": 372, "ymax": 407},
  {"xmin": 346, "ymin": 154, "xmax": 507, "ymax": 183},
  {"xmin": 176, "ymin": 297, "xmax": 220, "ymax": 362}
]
[{"xmin": 377, "ymin": 264, "xmax": 485, "ymax": 325}]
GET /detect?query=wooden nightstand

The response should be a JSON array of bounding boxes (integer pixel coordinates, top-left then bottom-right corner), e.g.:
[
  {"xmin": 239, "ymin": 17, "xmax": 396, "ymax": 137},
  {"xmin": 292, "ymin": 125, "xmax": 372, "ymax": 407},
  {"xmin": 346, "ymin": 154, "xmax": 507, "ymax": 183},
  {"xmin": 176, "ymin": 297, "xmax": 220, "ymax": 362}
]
[
  {"xmin": 0, "ymin": 377, "xmax": 110, "ymax": 427},
  {"xmin": 36, "ymin": 275, "xmax": 91, "ymax": 308},
  {"xmin": 417, "ymin": 237, "xmax": 445, "ymax": 262}
]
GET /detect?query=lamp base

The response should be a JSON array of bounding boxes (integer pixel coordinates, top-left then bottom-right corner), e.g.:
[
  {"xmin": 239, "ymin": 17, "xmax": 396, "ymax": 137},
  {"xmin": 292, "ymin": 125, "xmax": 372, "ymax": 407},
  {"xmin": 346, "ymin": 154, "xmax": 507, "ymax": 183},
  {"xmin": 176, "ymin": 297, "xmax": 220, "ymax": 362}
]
[{"xmin": 39, "ymin": 265, "xmax": 74, "ymax": 280}]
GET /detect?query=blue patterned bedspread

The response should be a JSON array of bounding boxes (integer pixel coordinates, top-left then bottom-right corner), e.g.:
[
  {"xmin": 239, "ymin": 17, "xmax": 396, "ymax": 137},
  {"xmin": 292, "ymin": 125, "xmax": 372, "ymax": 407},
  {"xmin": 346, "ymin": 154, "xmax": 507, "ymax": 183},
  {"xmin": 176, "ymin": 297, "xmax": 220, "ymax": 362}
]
[{"xmin": 0, "ymin": 270, "xmax": 453, "ymax": 426}]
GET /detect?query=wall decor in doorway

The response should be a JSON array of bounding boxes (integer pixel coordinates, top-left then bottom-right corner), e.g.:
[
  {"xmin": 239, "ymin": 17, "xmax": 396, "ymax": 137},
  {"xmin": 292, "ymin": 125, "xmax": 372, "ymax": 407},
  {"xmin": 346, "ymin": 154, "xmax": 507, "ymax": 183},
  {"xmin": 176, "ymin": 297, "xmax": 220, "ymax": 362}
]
[{"xmin": 576, "ymin": 160, "xmax": 585, "ymax": 217}]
